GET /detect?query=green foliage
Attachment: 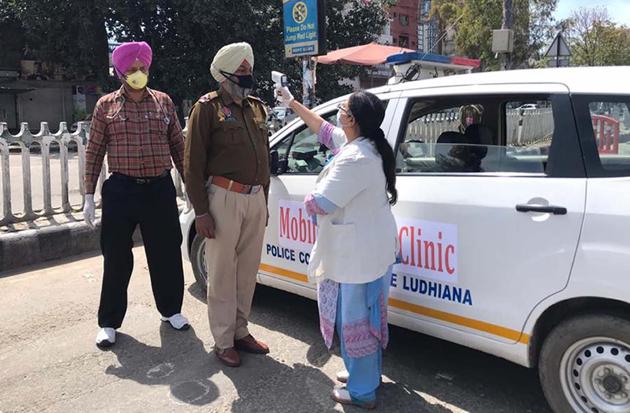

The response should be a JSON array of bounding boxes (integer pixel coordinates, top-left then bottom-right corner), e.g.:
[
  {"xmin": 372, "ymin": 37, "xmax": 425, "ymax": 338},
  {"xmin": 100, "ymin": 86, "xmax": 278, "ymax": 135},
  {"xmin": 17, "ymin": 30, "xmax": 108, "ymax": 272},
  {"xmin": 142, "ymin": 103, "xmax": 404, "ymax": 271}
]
[
  {"xmin": 1, "ymin": 0, "xmax": 110, "ymax": 84},
  {"xmin": 564, "ymin": 7, "xmax": 630, "ymax": 66},
  {"xmin": 430, "ymin": 0, "xmax": 557, "ymax": 70},
  {"xmin": 3, "ymin": 0, "xmax": 389, "ymax": 109}
]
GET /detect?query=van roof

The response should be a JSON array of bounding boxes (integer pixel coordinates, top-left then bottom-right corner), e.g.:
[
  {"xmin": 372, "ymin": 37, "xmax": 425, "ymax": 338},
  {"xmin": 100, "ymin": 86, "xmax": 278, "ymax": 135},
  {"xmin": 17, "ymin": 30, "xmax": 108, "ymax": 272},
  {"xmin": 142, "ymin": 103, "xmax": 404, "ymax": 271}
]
[{"xmin": 374, "ymin": 66, "xmax": 630, "ymax": 96}]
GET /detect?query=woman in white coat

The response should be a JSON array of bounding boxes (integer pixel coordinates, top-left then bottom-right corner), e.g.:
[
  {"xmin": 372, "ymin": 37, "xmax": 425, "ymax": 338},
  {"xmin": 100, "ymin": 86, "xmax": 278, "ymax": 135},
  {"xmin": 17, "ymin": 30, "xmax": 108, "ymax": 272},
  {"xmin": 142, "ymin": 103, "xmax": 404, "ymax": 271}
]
[{"xmin": 276, "ymin": 87, "xmax": 398, "ymax": 409}]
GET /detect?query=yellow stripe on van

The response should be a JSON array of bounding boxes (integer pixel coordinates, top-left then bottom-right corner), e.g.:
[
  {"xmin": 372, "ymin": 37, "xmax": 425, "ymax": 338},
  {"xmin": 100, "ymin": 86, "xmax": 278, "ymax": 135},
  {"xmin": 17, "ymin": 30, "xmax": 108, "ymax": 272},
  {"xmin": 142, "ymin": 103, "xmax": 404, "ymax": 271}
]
[
  {"xmin": 258, "ymin": 264, "xmax": 530, "ymax": 345},
  {"xmin": 388, "ymin": 298, "xmax": 530, "ymax": 344},
  {"xmin": 259, "ymin": 263, "xmax": 309, "ymax": 283}
]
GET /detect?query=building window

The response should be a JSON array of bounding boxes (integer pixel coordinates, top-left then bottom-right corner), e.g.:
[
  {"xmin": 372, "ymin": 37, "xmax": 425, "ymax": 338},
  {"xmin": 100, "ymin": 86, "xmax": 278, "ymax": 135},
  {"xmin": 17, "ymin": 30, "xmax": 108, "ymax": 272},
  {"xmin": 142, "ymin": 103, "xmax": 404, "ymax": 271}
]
[
  {"xmin": 399, "ymin": 35, "xmax": 409, "ymax": 48},
  {"xmin": 400, "ymin": 14, "xmax": 409, "ymax": 26}
]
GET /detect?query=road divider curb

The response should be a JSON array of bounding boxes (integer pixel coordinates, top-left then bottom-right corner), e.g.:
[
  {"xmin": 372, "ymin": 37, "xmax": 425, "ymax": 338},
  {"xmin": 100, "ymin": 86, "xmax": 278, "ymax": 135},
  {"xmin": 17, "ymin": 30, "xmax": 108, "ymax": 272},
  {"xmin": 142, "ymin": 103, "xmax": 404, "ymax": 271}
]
[{"xmin": 0, "ymin": 220, "xmax": 142, "ymax": 272}]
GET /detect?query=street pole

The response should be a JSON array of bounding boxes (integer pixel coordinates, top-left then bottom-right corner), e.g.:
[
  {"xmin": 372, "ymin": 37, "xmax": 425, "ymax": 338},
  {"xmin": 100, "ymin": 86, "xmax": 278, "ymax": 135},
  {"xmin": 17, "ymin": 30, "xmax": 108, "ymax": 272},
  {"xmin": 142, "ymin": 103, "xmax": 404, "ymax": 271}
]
[
  {"xmin": 556, "ymin": 33, "xmax": 561, "ymax": 67},
  {"xmin": 302, "ymin": 56, "xmax": 309, "ymax": 108},
  {"xmin": 500, "ymin": 0, "xmax": 513, "ymax": 70},
  {"xmin": 302, "ymin": 56, "xmax": 316, "ymax": 108}
]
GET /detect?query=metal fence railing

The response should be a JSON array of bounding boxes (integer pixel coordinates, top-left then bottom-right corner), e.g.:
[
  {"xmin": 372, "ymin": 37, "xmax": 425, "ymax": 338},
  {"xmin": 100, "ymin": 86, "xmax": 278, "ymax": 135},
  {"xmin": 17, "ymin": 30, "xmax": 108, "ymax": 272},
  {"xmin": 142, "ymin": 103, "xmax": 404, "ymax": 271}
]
[{"xmin": 0, "ymin": 121, "xmax": 185, "ymax": 227}]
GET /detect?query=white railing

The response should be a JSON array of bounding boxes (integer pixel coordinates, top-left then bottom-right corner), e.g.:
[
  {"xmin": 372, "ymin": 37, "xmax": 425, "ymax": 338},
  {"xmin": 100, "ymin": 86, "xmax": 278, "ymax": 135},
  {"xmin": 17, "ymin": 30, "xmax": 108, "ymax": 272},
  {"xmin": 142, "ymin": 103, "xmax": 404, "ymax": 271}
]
[
  {"xmin": 506, "ymin": 109, "xmax": 554, "ymax": 146},
  {"xmin": 405, "ymin": 109, "xmax": 555, "ymax": 153},
  {"xmin": 0, "ymin": 121, "xmax": 185, "ymax": 226}
]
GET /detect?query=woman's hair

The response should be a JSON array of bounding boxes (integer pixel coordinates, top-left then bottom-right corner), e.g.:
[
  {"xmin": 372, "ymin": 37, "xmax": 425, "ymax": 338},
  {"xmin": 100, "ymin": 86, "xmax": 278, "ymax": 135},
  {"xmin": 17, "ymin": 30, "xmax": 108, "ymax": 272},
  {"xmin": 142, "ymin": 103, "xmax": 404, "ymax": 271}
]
[{"xmin": 348, "ymin": 91, "xmax": 398, "ymax": 205}]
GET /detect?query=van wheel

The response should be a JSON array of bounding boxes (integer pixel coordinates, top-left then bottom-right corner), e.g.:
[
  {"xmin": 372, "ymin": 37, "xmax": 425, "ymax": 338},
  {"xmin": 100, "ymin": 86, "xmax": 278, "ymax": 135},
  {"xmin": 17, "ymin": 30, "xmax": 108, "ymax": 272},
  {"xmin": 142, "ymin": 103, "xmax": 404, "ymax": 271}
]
[
  {"xmin": 539, "ymin": 314, "xmax": 630, "ymax": 413},
  {"xmin": 190, "ymin": 233, "xmax": 208, "ymax": 292}
]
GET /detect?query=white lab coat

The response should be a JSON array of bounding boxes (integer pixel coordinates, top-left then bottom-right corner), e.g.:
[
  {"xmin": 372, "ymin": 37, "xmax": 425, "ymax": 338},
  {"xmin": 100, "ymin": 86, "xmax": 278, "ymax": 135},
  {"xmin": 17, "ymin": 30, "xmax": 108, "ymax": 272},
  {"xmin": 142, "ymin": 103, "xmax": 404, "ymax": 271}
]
[{"xmin": 307, "ymin": 137, "xmax": 398, "ymax": 284}]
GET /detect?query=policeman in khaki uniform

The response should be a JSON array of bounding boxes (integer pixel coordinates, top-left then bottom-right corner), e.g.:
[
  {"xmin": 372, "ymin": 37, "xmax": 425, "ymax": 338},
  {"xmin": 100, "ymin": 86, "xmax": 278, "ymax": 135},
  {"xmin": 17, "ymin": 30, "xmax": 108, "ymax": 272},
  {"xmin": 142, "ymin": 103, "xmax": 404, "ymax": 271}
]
[{"xmin": 184, "ymin": 42, "xmax": 270, "ymax": 367}]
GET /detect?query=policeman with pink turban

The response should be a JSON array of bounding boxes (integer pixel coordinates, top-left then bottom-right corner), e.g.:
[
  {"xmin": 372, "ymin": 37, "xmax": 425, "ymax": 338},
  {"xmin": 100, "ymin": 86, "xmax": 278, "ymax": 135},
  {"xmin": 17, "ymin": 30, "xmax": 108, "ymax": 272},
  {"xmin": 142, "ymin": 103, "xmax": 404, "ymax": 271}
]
[{"xmin": 84, "ymin": 41, "xmax": 190, "ymax": 348}]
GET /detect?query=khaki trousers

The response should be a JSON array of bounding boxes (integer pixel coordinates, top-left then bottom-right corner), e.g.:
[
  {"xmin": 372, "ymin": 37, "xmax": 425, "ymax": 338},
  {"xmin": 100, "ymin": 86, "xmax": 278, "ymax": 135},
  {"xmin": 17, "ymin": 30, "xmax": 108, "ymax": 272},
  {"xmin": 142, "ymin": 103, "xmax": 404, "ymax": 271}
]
[{"xmin": 205, "ymin": 184, "xmax": 266, "ymax": 349}]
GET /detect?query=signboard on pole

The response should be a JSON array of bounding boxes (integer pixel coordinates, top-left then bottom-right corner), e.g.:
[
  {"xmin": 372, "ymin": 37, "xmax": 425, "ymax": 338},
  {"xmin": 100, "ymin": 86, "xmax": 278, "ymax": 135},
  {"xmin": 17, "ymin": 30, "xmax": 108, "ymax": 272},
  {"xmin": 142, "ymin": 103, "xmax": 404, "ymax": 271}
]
[
  {"xmin": 283, "ymin": 0, "xmax": 326, "ymax": 58},
  {"xmin": 544, "ymin": 33, "xmax": 571, "ymax": 67}
]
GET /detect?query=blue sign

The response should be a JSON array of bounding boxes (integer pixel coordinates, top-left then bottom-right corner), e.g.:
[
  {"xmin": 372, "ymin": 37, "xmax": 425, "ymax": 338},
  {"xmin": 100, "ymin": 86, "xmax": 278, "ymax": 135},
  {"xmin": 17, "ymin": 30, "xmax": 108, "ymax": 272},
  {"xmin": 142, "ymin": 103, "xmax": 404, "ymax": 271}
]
[{"xmin": 283, "ymin": 0, "xmax": 323, "ymax": 58}]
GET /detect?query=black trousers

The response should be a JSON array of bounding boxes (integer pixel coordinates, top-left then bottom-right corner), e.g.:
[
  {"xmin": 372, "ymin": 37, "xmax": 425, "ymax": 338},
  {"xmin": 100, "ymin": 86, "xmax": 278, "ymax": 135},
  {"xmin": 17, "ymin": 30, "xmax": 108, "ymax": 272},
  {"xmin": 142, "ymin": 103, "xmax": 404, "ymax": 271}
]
[{"xmin": 98, "ymin": 173, "xmax": 184, "ymax": 328}]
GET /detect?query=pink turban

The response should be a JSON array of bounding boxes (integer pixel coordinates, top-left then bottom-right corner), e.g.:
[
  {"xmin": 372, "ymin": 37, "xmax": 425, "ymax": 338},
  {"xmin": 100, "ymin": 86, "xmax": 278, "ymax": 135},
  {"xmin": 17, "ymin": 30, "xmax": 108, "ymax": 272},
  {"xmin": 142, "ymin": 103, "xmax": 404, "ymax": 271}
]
[{"xmin": 112, "ymin": 41, "xmax": 153, "ymax": 77}]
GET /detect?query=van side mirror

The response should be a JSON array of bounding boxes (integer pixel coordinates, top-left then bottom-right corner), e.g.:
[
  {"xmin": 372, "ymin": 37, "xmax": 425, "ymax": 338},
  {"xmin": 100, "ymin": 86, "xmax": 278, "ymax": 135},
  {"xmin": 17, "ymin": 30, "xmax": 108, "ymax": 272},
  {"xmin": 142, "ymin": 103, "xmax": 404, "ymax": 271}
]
[{"xmin": 270, "ymin": 150, "xmax": 288, "ymax": 175}]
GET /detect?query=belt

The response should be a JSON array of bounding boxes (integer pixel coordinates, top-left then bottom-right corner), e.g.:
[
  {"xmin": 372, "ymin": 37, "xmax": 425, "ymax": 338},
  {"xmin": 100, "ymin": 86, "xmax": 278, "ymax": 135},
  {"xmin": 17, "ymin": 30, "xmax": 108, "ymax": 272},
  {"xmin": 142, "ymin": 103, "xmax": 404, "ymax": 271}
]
[
  {"xmin": 211, "ymin": 176, "xmax": 261, "ymax": 194},
  {"xmin": 111, "ymin": 171, "xmax": 170, "ymax": 185}
]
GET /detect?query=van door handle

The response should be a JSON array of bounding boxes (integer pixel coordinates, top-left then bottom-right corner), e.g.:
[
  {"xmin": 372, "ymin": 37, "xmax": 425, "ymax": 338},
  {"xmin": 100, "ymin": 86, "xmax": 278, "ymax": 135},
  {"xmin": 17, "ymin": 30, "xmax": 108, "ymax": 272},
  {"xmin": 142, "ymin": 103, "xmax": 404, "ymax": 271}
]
[{"xmin": 516, "ymin": 204, "xmax": 567, "ymax": 215}]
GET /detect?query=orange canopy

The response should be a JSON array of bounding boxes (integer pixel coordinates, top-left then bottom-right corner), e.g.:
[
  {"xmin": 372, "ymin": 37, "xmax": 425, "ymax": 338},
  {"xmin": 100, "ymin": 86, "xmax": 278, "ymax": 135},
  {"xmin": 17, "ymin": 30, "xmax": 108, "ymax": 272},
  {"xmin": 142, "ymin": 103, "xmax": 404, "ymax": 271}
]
[{"xmin": 317, "ymin": 42, "xmax": 414, "ymax": 66}]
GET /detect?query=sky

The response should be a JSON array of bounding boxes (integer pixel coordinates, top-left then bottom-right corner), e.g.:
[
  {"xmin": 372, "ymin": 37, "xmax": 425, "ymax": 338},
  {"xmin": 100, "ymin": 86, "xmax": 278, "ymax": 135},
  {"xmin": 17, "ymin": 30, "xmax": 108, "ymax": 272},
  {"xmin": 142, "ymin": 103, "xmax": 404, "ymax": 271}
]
[{"xmin": 554, "ymin": 0, "xmax": 630, "ymax": 26}]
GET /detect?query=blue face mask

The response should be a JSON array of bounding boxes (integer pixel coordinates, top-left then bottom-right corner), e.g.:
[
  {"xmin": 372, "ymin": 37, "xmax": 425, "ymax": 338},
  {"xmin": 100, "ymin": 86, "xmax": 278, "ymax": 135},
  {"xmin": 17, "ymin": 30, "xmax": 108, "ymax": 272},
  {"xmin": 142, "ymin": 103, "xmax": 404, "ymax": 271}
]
[{"xmin": 336, "ymin": 110, "xmax": 343, "ymax": 126}]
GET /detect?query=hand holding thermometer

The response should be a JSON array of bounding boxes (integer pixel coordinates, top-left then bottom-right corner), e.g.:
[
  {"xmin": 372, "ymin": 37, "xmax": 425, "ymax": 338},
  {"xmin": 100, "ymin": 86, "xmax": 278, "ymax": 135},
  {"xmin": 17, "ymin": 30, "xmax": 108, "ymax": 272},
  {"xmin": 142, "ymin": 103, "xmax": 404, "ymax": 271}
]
[
  {"xmin": 272, "ymin": 71, "xmax": 288, "ymax": 88},
  {"xmin": 272, "ymin": 71, "xmax": 294, "ymax": 107}
]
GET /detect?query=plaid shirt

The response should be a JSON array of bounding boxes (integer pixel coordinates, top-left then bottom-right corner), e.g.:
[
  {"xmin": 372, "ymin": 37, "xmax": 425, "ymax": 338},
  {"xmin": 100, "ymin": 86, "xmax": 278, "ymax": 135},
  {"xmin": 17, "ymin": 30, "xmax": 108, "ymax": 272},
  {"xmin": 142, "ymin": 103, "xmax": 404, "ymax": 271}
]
[{"xmin": 84, "ymin": 87, "xmax": 185, "ymax": 194}]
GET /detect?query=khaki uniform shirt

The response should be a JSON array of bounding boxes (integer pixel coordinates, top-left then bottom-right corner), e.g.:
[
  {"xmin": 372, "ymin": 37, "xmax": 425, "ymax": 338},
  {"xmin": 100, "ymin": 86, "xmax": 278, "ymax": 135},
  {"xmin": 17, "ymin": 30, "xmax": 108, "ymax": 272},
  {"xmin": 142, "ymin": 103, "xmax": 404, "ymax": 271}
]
[{"xmin": 184, "ymin": 88, "xmax": 270, "ymax": 216}]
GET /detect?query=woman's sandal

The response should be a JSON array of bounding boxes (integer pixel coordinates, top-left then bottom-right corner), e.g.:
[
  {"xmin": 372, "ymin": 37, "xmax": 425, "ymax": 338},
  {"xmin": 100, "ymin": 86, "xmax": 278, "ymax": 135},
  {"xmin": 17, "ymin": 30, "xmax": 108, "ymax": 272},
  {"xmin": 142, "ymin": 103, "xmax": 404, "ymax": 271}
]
[
  {"xmin": 336, "ymin": 370, "xmax": 350, "ymax": 383},
  {"xmin": 331, "ymin": 387, "xmax": 377, "ymax": 410}
]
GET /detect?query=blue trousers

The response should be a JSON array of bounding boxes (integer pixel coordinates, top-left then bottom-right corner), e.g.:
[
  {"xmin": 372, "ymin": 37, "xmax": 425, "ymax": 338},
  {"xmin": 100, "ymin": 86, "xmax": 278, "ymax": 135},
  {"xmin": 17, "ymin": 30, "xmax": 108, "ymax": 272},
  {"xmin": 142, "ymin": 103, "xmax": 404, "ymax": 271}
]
[{"xmin": 335, "ymin": 282, "xmax": 385, "ymax": 402}]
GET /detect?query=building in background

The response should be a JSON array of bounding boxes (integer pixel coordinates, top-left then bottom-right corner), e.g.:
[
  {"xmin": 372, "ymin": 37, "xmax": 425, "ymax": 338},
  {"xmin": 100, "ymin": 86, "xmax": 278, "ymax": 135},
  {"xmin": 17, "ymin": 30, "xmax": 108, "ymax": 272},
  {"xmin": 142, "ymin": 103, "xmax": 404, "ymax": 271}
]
[
  {"xmin": 359, "ymin": 0, "xmax": 458, "ymax": 88},
  {"xmin": 365, "ymin": 0, "xmax": 422, "ymax": 88},
  {"xmin": 389, "ymin": 0, "xmax": 420, "ymax": 50},
  {"xmin": 0, "ymin": 25, "xmax": 104, "ymax": 133},
  {"xmin": 418, "ymin": 0, "xmax": 439, "ymax": 53}
]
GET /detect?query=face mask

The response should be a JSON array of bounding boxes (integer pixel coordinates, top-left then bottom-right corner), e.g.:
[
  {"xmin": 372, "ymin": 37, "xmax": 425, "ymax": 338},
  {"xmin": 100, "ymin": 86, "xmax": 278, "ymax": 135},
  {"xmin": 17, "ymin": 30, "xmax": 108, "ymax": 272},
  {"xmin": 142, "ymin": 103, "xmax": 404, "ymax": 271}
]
[
  {"xmin": 222, "ymin": 71, "xmax": 255, "ymax": 100},
  {"xmin": 337, "ymin": 109, "xmax": 352, "ymax": 127},
  {"xmin": 125, "ymin": 70, "xmax": 148, "ymax": 90},
  {"xmin": 234, "ymin": 74, "xmax": 254, "ymax": 89}
]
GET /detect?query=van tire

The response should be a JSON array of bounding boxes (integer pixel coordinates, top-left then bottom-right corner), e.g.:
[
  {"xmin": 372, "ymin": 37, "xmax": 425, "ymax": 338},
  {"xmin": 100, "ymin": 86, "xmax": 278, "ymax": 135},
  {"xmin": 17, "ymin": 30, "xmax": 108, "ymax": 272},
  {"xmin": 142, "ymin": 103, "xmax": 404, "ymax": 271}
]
[
  {"xmin": 190, "ymin": 233, "xmax": 208, "ymax": 292},
  {"xmin": 538, "ymin": 314, "xmax": 630, "ymax": 413}
]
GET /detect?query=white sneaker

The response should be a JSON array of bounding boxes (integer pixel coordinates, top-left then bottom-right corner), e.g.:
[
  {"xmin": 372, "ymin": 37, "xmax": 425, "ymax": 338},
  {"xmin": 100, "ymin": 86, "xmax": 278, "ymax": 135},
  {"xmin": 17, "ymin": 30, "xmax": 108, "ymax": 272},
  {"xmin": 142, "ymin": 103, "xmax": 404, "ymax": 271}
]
[
  {"xmin": 96, "ymin": 328, "xmax": 116, "ymax": 348},
  {"xmin": 160, "ymin": 313, "xmax": 190, "ymax": 331}
]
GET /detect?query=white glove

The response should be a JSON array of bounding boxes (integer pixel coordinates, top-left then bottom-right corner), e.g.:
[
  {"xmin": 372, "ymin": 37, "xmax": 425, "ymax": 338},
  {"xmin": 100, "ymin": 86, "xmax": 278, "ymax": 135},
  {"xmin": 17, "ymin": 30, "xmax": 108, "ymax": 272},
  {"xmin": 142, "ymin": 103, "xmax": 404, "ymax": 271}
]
[
  {"xmin": 275, "ymin": 86, "xmax": 294, "ymax": 107},
  {"xmin": 84, "ymin": 194, "xmax": 96, "ymax": 228}
]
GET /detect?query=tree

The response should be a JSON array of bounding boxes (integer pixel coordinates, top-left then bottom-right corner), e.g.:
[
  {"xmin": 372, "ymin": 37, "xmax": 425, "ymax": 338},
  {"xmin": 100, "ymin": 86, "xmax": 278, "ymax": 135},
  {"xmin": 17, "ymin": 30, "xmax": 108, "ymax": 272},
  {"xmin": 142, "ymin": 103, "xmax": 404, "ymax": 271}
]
[
  {"xmin": 1, "ymin": 0, "xmax": 111, "ymax": 86},
  {"xmin": 428, "ymin": 0, "xmax": 465, "ymax": 54},
  {"xmin": 3, "ymin": 0, "xmax": 389, "ymax": 110},
  {"xmin": 104, "ymin": 0, "xmax": 390, "ymax": 107},
  {"xmin": 528, "ymin": 0, "xmax": 558, "ymax": 63},
  {"xmin": 430, "ymin": 0, "xmax": 558, "ymax": 70},
  {"xmin": 311, "ymin": 0, "xmax": 393, "ymax": 102},
  {"xmin": 564, "ymin": 7, "xmax": 630, "ymax": 66}
]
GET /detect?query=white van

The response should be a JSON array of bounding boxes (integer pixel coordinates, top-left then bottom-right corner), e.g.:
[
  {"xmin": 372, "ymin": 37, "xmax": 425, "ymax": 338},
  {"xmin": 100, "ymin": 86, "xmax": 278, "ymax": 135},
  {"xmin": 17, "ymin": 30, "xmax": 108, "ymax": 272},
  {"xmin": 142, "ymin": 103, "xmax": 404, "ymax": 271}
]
[{"xmin": 180, "ymin": 66, "xmax": 630, "ymax": 413}]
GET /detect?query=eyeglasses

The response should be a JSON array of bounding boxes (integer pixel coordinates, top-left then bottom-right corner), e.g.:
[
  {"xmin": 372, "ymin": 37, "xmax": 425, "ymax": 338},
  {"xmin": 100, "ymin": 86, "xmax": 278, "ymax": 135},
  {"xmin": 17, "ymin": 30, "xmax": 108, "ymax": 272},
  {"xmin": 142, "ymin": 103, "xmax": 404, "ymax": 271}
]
[{"xmin": 337, "ymin": 103, "xmax": 352, "ymax": 117}]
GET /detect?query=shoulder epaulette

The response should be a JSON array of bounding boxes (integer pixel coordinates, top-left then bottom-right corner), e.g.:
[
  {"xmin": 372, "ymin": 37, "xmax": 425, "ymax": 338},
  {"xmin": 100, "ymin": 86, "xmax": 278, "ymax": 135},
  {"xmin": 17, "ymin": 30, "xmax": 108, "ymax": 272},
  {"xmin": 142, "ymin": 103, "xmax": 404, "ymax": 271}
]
[
  {"xmin": 198, "ymin": 91, "xmax": 219, "ymax": 104},
  {"xmin": 247, "ymin": 95, "xmax": 266, "ymax": 105}
]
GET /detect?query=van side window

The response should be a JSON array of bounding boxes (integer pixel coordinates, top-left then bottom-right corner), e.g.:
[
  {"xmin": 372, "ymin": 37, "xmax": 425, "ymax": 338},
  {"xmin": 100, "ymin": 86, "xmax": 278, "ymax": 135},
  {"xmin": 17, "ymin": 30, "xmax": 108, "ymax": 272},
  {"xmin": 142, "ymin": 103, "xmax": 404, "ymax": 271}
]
[
  {"xmin": 272, "ymin": 111, "xmax": 337, "ymax": 174},
  {"xmin": 396, "ymin": 97, "xmax": 556, "ymax": 175},
  {"xmin": 273, "ymin": 100, "xmax": 389, "ymax": 175},
  {"xmin": 588, "ymin": 100, "xmax": 630, "ymax": 173}
]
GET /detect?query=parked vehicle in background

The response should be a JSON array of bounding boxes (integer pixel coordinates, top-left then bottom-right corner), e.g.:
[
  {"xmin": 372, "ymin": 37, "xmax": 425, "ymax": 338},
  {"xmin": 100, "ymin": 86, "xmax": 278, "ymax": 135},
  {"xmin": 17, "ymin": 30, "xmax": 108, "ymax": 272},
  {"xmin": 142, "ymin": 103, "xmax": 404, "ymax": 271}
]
[
  {"xmin": 517, "ymin": 103, "xmax": 538, "ymax": 111},
  {"xmin": 181, "ymin": 66, "xmax": 630, "ymax": 413},
  {"xmin": 266, "ymin": 106, "xmax": 296, "ymax": 135}
]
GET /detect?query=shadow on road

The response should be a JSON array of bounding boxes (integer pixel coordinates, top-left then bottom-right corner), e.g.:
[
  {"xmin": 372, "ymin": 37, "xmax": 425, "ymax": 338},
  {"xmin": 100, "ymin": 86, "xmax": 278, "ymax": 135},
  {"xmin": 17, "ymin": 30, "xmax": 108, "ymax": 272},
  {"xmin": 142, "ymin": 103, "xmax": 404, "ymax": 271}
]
[
  {"xmin": 104, "ymin": 325, "xmax": 221, "ymax": 405},
  {"xmin": 246, "ymin": 284, "xmax": 552, "ymax": 413}
]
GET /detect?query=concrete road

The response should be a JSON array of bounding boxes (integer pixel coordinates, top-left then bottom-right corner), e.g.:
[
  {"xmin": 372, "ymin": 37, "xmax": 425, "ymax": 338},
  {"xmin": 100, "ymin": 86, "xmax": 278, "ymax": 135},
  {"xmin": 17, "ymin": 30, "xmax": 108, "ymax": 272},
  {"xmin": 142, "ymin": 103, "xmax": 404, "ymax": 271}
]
[{"xmin": 0, "ymin": 248, "xmax": 552, "ymax": 413}]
